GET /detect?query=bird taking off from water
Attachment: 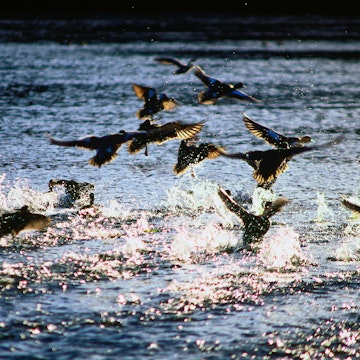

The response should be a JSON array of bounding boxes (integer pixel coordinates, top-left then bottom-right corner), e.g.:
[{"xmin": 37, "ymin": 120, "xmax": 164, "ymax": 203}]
[{"xmin": 217, "ymin": 186, "xmax": 290, "ymax": 251}]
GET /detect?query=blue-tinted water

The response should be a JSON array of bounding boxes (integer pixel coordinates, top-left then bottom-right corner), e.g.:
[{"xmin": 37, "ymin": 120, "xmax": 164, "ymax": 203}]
[{"xmin": 0, "ymin": 18, "xmax": 360, "ymax": 359}]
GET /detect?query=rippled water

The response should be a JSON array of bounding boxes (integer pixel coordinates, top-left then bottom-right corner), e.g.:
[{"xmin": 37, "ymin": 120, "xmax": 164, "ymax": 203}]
[{"xmin": 1, "ymin": 19, "xmax": 360, "ymax": 359}]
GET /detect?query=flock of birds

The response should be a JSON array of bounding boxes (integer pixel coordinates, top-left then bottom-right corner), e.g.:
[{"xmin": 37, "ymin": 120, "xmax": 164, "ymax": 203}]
[{"xmin": 1, "ymin": 57, "xmax": 358, "ymax": 250}]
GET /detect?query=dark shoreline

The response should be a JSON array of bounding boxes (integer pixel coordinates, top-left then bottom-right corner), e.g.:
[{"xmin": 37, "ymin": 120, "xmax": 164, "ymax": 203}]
[{"xmin": 1, "ymin": 13, "xmax": 360, "ymax": 43}]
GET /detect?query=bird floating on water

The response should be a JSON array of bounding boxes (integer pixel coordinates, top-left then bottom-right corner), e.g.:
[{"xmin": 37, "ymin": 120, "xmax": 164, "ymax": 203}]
[
  {"xmin": 48, "ymin": 121, "xmax": 205, "ymax": 166},
  {"xmin": 193, "ymin": 65, "xmax": 262, "ymax": 105},
  {"xmin": 217, "ymin": 186, "xmax": 290, "ymax": 251},
  {"xmin": 243, "ymin": 113, "xmax": 312, "ymax": 149},
  {"xmin": 173, "ymin": 138, "xmax": 228, "ymax": 177},
  {"xmin": 0, "ymin": 206, "xmax": 51, "ymax": 238},
  {"xmin": 132, "ymin": 83, "xmax": 178, "ymax": 120},
  {"xmin": 154, "ymin": 57, "xmax": 196, "ymax": 74}
]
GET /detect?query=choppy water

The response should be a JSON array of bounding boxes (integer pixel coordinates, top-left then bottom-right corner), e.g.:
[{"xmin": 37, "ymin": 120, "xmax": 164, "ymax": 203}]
[{"xmin": 1, "ymin": 17, "xmax": 360, "ymax": 359}]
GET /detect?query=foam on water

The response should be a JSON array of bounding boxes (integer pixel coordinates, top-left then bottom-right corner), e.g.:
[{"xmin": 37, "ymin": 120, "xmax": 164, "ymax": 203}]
[
  {"xmin": 0, "ymin": 174, "xmax": 56, "ymax": 213},
  {"xmin": 312, "ymin": 191, "xmax": 335, "ymax": 223},
  {"xmin": 170, "ymin": 223, "xmax": 239, "ymax": 262},
  {"xmin": 258, "ymin": 226, "xmax": 309, "ymax": 270}
]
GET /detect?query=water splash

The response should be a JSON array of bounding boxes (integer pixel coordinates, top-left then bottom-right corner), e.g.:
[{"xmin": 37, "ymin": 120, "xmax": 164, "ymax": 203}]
[
  {"xmin": 312, "ymin": 191, "xmax": 334, "ymax": 223},
  {"xmin": 0, "ymin": 175, "xmax": 56, "ymax": 212},
  {"xmin": 100, "ymin": 199, "xmax": 137, "ymax": 220},
  {"xmin": 250, "ymin": 187, "xmax": 278, "ymax": 215},
  {"xmin": 258, "ymin": 226, "xmax": 308, "ymax": 270},
  {"xmin": 165, "ymin": 177, "xmax": 219, "ymax": 213},
  {"xmin": 170, "ymin": 223, "xmax": 239, "ymax": 262},
  {"xmin": 333, "ymin": 237, "xmax": 360, "ymax": 261}
]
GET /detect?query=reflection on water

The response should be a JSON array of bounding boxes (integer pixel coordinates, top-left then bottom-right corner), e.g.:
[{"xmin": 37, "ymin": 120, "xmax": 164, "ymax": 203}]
[{"xmin": 1, "ymin": 24, "xmax": 360, "ymax": 359}]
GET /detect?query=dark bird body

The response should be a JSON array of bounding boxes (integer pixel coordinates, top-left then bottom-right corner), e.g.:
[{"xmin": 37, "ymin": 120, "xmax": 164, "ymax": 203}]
[
  {"xmin": 173, "ymin": 138, "xmax": 227, "ymax": 176},
  {"xmin": 48, "ymin": 131, "xmax": 141, "ymax": 167},
  {"xmin": 155, "ymin": 57, "xmax": 196, "ymax": 74},
  {"xmin": 243, "ymin": 113, "xmax": 312, "ymax": 149},
  {"xmin": 132, "ymin": 83, "xmax": 178, "ymax": 120},
  {"xmin": 0, "ymin": 206, "xmax": 51, "ymax": 238},
  {"xmin": 218, "ymin": 186, "xmax": 290, "ymax": 251},
  {"xmin": 127, "ymin": 120, "xmax": 205, "ymax": 155},
  {"xmin": 48, "ymin": 121, "xmax": 205, "ymax": 166},
  {"xmin": 49, "ymin": 179, "xmax": 95, "ymax": 207},
  {"xmin": 193, "ymin": 66, "xmax": 262, "ymax": 105}
]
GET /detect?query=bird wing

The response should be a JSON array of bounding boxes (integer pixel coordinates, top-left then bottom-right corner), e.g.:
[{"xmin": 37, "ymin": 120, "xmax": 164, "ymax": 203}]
[
  {"xmin": 261, "ymin": 197, "xmax": 290, "ymax": 218},
  {"xmin": 161, "ymin": 97, "xmax": 178, "ymax": 111},
  {"xmin": 47, "ymin": 134, "xmax": 99, "ymax": 150},
  {"xmin": 193, "ymin": 66, "xmax": 218, "ymax": 87},
  {"xmin": 155, "ymin": 57, "xmax": 183, "ymax": 66},
  {"xmin": 341, "ymin": 197, "xmax": 360, "ymax": 214},
  {"xmin": 217, "ymin": 186, "xmax": 255, "ymax": 226},
  {"xmin": 173, "ymin": 142, "xmax": 224, "ymax": 175},
  {"xmin": 243, "ymin": 114, "xmax": 290, "ymax": 148},
  {"xmin": 127, "ymin": 121, "xmax": 205, "ymax": 154},
  {"xmin": 149, "ymin": 121, "xmax": 205, "ymax": 144},
  {"xmin": 132, "ymin": 83, "xmax": 153, "ymax": 101},
  {"xmin": 227, "ymin": 89, "xmax": 262, "ymax": 103}
]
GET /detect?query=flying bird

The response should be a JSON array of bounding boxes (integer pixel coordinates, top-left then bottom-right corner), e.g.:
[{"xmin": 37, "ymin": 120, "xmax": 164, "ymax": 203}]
[
  {"xmin": 132, "ymin": 83, "xmax": 178, "ymax": 120},
  {"xmin": 154, "ymin": 57, "xmax": 196, "ymax": 74},
  {"xmin": 217, "ymin": 186, "xmax": 290, "ymax": 251},
  {"xmin": 220, "ymin": 136, "xmax": 344, "ymax": 189},
  {"xmin": 48, "ymin": 121, "xmax": 205, "ymax": 166},
  {"xmin": 0, "ymin": 206, "xmax": 51, "ymax": 238},
  {"xmin": 243, "ymin": 113, "xmax": 312, "ymax": 149},
  {"xmin": 127, "ymin": 120, "xmax": 205, "ymax": 156},
  {"xmin": 193, "ymin": 65, "xmax": 262, "ymax": 105},
  {"xmin": 47, "ymin": 130, "xmax": 142, "ymax": 167},
  {"xmin": 173, "ymin": 138, "xmax": 227, "ymax": 176}
]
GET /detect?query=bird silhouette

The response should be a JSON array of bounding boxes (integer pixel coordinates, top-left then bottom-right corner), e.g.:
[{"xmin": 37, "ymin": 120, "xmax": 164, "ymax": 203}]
[
  {"xmin": 219, "ymin": 135, "xmax": 344, "ymax": 189},
  {"xmin": 193, "ymin": 66, "xmax": 262, "ymax": 105},
  {"xmin": 48, "ymin": 121, "xmax": 205, "ymax": 167},
  {"xmin": 243, "ymin": 113, "xmax": 312, "ymax": 149},
  {"xmin": 48, "ymin": 130, "xmax": 142, "ymax": 167},
  {"xmin": 132, "ymin": 83, "xmax": 178, "ymax": 120},
  {"xmin": 0, "ymin": 206, "xmax": 51, "ymax": 238},
  {"xmin": 173, "ymin": 138, "xmax": 227, "ymax": 176},
  {"xmin": 217, "ymin": 186, "xmax": 290, "ymax": 251},
  {"xmin": 154, "ymin": 57, "xmax": 196, "ymax": 74},
  {"xmin": 49, "ymin": 179, "xmax": 95, "ymax": 208},
  {"xmin": 127, "ymin": 120, "xmax": 205, "ymax": 156}
]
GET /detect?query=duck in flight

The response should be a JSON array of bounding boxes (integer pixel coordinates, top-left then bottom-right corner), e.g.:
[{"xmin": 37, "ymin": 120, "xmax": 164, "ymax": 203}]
[
  {"xmin": 243, "ymin": 113, "xmax": 312, "ymax": 149},
  {"xmin": 193, "ymin": 66, "xmax": 262, "ymax": 105},
  {"xmin": 173, "ymin": 138, "xmax": 228, "ymax": 177},
  {"xmin": 219, "ymin": 135, "xmax": 344, "ymax": 189},
  {"xmin": 154, "ymin": 57, "xmax": 196, "ymax": 74},
  {"xmin": 132, "ymin": 83, "xmax": 178, "ymax": 120},
  {"xmin": 217, "ymin": 186, "xmax": 290, "ymax": 251},
  {"xmin": 48, "ymin": 121, "xmax": 205, "ymax": 167},
  {"xmin": 127, "ymin": 120, "xmax": 206, "ymax": 156}
]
